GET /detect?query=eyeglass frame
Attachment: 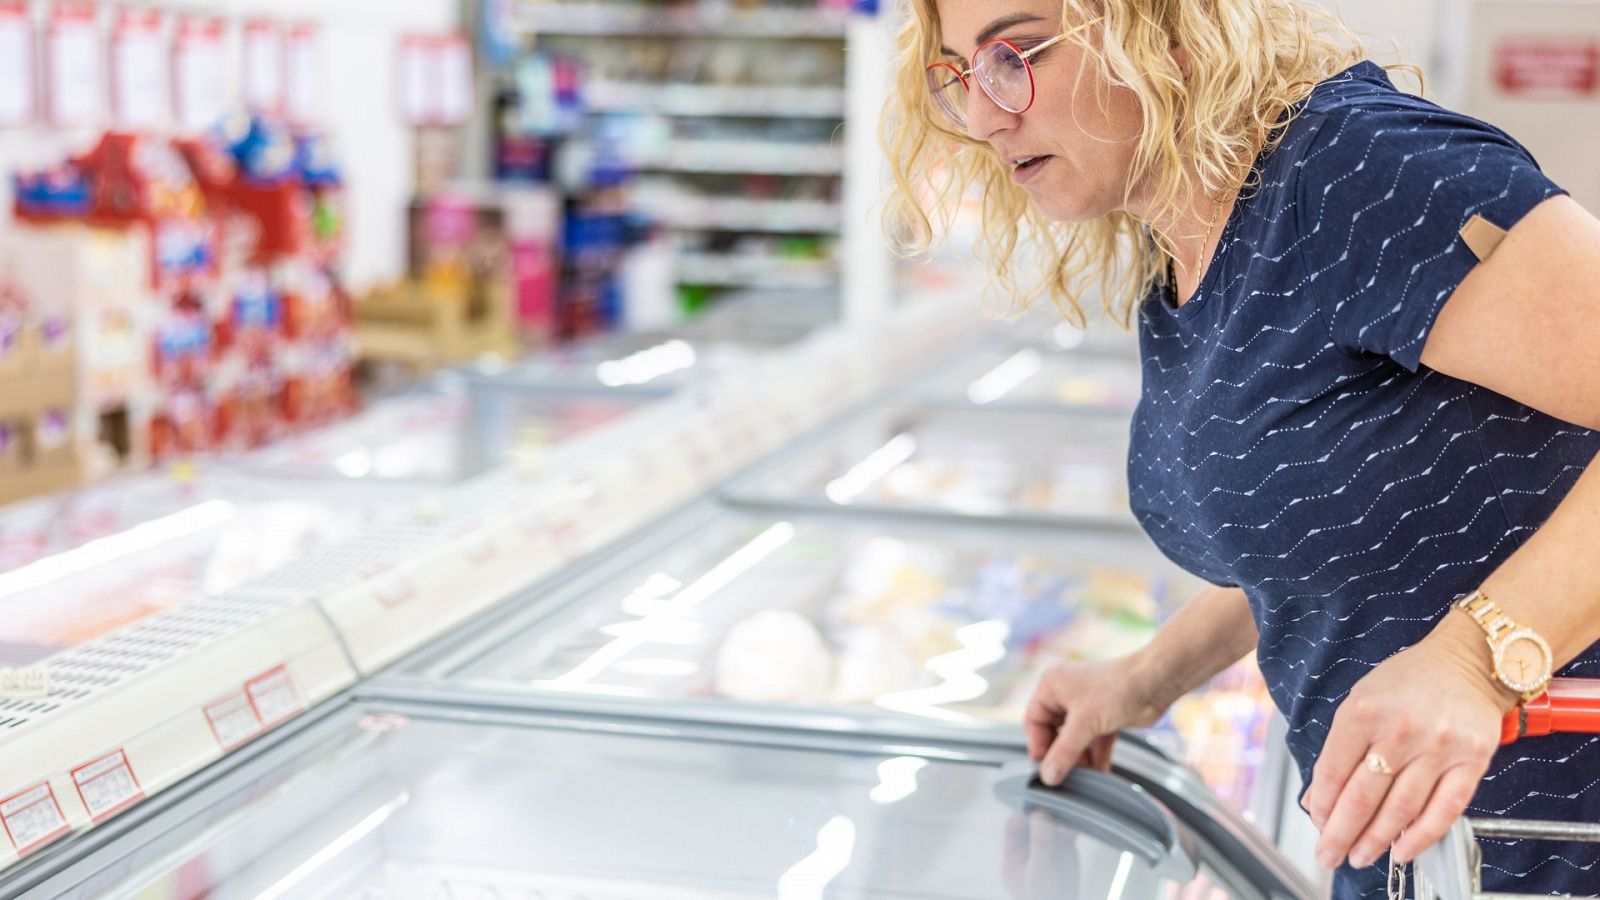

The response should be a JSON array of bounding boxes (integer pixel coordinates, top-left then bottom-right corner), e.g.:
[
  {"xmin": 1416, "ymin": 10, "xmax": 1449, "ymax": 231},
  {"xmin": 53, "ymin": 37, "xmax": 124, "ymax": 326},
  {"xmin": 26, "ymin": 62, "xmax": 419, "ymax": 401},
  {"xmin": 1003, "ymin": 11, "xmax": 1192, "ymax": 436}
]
[{"xmin": 926, "ymin": 18, "xmax": 1102, "ymax": 125}]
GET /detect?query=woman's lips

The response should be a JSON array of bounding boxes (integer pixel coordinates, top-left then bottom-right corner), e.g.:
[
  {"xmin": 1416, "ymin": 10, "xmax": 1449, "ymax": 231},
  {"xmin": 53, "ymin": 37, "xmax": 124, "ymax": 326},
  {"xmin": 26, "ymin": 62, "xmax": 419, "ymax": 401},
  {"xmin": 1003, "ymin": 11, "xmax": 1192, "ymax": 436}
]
[{"xmin": 1013, "ymin": 155, "xmax": 1054, "ymax": 186}]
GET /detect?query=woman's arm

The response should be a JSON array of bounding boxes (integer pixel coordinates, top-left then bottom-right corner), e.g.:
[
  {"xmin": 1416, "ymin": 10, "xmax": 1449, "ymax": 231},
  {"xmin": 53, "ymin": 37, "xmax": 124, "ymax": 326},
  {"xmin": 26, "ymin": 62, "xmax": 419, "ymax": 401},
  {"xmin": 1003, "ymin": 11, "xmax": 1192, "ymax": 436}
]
[
  {"xmin": 1305, "ymin": 194, "xmax": 1600, "ymax": 871},
  {"xmin": 1028, "ymin": 584, "xmax": 1257, "ymax": 784}
]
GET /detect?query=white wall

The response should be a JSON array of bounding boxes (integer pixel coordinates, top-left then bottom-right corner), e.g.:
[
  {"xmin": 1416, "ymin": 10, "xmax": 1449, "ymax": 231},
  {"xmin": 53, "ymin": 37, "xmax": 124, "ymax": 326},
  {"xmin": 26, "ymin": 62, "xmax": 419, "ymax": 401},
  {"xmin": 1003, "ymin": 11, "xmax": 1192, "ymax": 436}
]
[
  {"xmin": 1312, "ymin": 0, "xmax": 1462, "ymax": 102},
  {"xmin": 0, "ymin": 0, "xmax": 461, "ymax": 291}
]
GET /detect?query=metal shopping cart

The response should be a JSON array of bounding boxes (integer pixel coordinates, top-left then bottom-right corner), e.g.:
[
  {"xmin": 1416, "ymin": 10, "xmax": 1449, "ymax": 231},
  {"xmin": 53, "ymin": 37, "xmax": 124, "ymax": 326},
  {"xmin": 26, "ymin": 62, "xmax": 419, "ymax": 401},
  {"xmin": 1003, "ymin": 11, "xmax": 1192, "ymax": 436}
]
[{"xmin": 1405, "ymin": 678, "xmax": 1600, "ymax": 899}]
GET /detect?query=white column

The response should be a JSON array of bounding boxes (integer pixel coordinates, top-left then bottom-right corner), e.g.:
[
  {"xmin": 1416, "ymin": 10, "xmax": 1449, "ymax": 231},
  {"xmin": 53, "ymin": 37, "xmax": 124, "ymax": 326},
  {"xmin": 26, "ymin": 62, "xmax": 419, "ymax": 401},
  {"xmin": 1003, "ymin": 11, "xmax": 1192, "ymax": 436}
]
[{"xmin": 841, "ymin": 10, "xmax": 895, "ymax": 325}]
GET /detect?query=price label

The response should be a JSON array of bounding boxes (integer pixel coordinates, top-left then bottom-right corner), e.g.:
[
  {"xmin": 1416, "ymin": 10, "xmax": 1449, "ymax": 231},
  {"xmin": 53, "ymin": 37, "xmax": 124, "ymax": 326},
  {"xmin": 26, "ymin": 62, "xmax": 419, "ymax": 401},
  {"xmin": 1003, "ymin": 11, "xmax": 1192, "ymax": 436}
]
[
  {"xmin": 47, "ymin": 4, "xmax": 102, "ymax": 127},
  {"xmin": 285, "ymin": 25, "xmax": 322, "ymax": 124},
  {"xmin": 175, "ymin": 18, "xmax": 226, "ymax": 132},
  {"xmin": 397, "ymin": 35, "xmax": 435, "ymax": 125},
  {"xmin": 437, "ymin": 35, "xmax": 473, "ymax": 125},
  {"xmin": 71, "ymin": 750, "xmax": 144, "ymax": 823},
  {"xmin": 242, "ymin": 20, "xmax": 283, "ymax": 112},
  {"xmin": 112, "ymin": 9, "xmax": 167, "ymax": 128},
  {"xmin": 0, "ymin": 783, "xmax": 69, "ymax": 856},
  {"xmin": 245, "ymin": 666, "xmax": 303, "ymax": 728},
  {"xmin": 0, "ymin": 3, "xmax": 33, "ymax": 126},
  {"xmin": 205, "ymin": 689, "xmax": 263, "ymax": 751}
]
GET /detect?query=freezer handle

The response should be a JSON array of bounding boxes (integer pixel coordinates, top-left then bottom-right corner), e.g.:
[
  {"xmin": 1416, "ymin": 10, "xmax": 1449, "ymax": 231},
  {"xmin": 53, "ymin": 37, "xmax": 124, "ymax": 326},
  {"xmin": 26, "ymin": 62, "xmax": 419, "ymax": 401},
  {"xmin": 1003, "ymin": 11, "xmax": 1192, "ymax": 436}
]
[{"xmin": 993, "ymin": 761, "xmax": 1200, "ymax": 883}]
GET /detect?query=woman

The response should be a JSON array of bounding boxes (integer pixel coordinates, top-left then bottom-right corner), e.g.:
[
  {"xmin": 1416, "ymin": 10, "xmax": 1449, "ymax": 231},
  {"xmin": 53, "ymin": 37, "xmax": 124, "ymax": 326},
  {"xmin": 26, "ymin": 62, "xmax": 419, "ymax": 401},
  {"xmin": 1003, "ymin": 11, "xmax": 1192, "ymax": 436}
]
[{"xmin": 882, "ymin": 0, "xmax": 1600, "ymax": 895}]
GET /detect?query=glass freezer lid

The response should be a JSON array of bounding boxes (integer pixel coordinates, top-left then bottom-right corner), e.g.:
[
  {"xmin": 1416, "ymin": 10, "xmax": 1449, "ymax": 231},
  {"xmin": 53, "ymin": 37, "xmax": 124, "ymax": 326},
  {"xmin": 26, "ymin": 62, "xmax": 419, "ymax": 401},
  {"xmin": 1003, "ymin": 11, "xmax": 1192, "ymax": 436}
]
[
  {"xmin": 0, "ymin": 470, "xmax": 416, "ymax": 667},
  {"xmin": 390, "ymin": 508, "xmax": 1273, "ymax": 816},
  {"xmin": 236, "ymin": 376, "xmax": 642, "ymax": 483},
  {"xmin": 471, "ymin": 331, "xmax": 786, "ymax": 393},
  {"xmin": 924, "ymin": 343, "xmax": 1143, "ymax": 415},
  {"xmin": 21, "ymin": 704, "xmax": 1261, "ymax": 900},
  {"xmin": 727, "ymin": 405, "xmax": 1135, "ymax": 528}
]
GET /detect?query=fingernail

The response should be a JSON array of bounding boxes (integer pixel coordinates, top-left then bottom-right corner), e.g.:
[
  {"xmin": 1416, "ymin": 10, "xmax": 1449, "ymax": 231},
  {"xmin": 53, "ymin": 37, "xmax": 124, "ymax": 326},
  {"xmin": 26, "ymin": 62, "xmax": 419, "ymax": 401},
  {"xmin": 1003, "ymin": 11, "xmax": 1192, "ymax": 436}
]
[
  {"xmin": 1041, "ymin": 764, "xmax": 1061, "ymax": 785},
  {"xmin": 1350, "ymin": 851, "xmax": 1372, "ymax": 869},
  {"xmin": 1315, "ymin": 850, "xmax": 1337, "ymax": 869}
]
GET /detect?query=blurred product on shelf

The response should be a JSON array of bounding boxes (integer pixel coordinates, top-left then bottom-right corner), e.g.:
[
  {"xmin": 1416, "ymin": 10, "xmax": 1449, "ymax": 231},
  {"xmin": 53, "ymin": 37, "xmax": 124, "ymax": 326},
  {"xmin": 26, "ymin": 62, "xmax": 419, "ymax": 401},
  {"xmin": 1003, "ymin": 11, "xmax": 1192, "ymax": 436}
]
[
  {"xmin": 356, "ymin": 186, "xmax": 561, "ymax": 376},
  {"xmin": 2, "ymin": 113, "xmax": 358, "ymax": 495}
]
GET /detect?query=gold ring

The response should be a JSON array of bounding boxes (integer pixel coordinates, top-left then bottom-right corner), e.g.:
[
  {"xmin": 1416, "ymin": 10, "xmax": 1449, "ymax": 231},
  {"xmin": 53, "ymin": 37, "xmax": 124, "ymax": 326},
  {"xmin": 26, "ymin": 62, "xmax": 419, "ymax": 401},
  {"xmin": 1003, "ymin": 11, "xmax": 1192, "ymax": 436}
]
[{"xmin": 1365, "ymin": 752, "xmax": 1395, "ymax": 776}]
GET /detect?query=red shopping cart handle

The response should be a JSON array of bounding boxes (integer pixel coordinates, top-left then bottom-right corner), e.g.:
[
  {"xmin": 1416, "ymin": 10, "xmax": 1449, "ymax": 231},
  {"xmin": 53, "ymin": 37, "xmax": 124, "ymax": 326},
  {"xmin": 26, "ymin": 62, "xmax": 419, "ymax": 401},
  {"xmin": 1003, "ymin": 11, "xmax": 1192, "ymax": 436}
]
[{"xmin": 1500, "ymin": 678, "xmax": 1600, "ymax": 745}]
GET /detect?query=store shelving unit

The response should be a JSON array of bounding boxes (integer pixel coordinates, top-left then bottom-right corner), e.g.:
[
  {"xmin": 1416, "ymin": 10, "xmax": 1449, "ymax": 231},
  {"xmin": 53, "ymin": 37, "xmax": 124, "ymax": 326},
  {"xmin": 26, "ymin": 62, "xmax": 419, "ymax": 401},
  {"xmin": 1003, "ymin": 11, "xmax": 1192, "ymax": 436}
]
[{"xmin": 517, "ymin": 1, "xmax": 851, "ymax": 299}]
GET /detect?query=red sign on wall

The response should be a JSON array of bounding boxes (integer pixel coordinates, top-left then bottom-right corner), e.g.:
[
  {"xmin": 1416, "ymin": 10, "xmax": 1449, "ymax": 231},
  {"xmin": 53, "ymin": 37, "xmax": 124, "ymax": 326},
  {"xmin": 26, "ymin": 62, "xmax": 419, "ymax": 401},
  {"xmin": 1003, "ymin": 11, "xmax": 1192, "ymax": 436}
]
[{"xmin": 1495, "ymin": 37, "xmax": 1600, "ymax": 98}]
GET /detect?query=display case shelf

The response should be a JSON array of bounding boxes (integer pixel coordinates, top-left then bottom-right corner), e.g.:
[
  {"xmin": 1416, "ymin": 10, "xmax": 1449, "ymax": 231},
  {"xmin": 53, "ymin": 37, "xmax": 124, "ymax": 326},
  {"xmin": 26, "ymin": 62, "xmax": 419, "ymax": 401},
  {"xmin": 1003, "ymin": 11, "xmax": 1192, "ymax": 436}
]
[
  {"xmin": 586, "ymin": 81, "xmax": 847, "ymax": 118},
  {"xmin": 520, "ymin": 3, "xmax": 851, "ymax": 38}
]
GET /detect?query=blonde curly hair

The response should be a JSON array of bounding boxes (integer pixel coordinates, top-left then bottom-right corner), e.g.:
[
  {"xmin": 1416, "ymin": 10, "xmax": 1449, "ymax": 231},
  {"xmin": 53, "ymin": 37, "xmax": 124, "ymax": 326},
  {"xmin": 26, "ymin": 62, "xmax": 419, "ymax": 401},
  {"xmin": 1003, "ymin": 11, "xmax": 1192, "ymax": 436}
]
[{"xmin": 881, "ymin": 0, "xmax": 1408, "ymax": 327}]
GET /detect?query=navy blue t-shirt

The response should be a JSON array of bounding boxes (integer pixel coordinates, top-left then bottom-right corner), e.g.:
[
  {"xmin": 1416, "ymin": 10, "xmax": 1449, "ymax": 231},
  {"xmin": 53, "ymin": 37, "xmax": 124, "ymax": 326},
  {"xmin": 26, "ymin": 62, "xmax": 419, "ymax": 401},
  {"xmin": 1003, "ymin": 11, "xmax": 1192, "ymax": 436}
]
[{"xmin": 1128, "ymin": 62, "xmax": 1600, "ymax": 895}]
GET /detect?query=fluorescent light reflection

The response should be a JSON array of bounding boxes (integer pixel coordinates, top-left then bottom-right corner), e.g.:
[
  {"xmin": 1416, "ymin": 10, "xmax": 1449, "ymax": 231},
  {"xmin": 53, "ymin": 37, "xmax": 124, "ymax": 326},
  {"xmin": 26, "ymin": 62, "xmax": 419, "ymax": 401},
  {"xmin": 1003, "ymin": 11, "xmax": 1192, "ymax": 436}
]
[
  {"xmin": 543, "ymin": 522, "xmax": 796, "ymax": 687},
  {"xmin": 256, "ymin": 792, "xmax": 410, "ymax": 900},
  {"xmin": 824, "ymin": 434, "xmax": 917, "ymax": 504},
  {"xmin": 776, "ymin": 815, "xmax": 857, "ymax": 900},
  {"xmin": 875, "ymin": 620, "xmax": 1010, "ymax": 723},
  {"xmin": 596, "ymin": 340, "xmax": 697, "ymax": 386},
  {"xmin": 1107, "ymin": 851, "xmax": 1135, "ymax": 900},
  {"xmin": 868, "ymin": 756, "xmax": 929, "ymax": 805},
  {"xmin": 0, "ymin": 500, "xmax": 236, "ymax": 600},
  {"xmin": 966, "ymin": 349, "xmax": 1043, "ymax": 405}
]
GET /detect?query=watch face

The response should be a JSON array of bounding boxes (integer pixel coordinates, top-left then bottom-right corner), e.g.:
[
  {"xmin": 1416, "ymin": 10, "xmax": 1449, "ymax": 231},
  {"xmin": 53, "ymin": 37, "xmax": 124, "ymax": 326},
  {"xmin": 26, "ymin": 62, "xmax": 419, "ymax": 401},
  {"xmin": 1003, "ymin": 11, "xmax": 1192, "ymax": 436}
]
[{"xmin": 1495, "ymin": 630, "xmax": 1554, "ymax": 694}]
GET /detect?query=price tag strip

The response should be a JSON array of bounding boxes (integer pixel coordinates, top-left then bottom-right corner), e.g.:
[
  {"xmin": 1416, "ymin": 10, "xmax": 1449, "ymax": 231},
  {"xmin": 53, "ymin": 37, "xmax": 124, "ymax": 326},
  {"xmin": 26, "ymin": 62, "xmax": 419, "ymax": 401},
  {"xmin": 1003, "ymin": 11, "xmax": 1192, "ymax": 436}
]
[
  {"xmin": 70, "ymin": 750, "xmax": 144, "ymax": 823},
  {"xmin": 0, "ymin": 782, "xmax": 69, "ymax": 857},
  {"xmin": 245, "ymin": 666, "xmax": 303, "ymax": 729},
  {"xmin": 205, "ymin": 689, "xmax": 264, "ymax": 752}
]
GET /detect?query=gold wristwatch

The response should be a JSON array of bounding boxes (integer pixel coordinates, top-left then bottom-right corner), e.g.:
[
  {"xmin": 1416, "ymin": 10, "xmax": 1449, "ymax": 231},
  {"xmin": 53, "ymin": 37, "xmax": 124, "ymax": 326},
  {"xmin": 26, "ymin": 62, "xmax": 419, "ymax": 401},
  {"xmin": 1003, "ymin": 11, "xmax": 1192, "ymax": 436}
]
[{"xmin": 1454, "ymin": 590, "xmax": 1554, "ymax": 702}]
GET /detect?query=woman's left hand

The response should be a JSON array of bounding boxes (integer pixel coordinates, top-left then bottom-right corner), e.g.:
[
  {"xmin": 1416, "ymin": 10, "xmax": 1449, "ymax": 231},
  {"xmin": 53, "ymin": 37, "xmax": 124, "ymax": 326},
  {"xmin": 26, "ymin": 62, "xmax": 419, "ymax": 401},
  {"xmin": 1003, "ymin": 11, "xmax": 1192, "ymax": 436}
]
[{"xmin": 1302, "ymin": 634, "xmax": 1517, "ymax": 871}]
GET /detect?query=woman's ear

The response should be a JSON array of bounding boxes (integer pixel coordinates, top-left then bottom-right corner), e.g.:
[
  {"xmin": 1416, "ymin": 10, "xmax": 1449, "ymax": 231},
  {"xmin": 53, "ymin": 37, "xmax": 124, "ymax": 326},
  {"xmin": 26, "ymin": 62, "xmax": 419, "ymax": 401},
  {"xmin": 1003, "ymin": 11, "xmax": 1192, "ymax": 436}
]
[{"xmin": 1171, "ymin": 43, "xmax": 1191, "ymax": 80}]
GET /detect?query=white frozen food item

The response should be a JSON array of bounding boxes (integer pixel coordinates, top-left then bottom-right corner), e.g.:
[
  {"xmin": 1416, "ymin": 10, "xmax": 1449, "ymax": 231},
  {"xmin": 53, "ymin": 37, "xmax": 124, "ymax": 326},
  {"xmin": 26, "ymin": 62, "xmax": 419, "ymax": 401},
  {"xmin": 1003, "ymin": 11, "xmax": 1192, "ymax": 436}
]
[
  {"xmin": 832, "ymin": 627, "xmax": 922, "ymax": 704},
  {"xmin": 714, "ymin": 610, "xmax": 833, "ymax": 703}
]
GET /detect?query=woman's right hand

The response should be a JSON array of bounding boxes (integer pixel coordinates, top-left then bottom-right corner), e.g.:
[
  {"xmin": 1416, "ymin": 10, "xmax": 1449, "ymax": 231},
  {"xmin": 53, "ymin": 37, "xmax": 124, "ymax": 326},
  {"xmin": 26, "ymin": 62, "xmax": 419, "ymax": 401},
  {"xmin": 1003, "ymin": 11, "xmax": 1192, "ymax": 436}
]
[{"xmin": 1023, "ymin": 654, "xmax": 1168, "ymax": 787}]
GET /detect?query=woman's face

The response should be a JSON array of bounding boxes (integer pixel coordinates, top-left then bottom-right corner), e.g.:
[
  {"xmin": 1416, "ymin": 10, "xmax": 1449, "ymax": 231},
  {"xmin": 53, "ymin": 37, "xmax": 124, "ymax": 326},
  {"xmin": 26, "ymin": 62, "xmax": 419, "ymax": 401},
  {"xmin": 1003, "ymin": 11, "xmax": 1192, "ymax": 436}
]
[{"xmin": 931, "ymin": 0, "xmax": 1145, "ymax": 222}]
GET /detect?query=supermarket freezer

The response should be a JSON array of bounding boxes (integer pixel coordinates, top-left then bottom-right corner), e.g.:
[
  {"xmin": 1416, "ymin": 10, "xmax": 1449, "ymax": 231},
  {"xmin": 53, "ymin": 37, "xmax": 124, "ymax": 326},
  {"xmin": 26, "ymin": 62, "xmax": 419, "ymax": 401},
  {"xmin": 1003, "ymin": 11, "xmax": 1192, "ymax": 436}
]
[
  {"xmin": 229, "ymin": 373, "xmax": 644, "ymax": 485},
  {"xmin": 722, "ymin": 404, "xmax": 1138, "ymax": 531},
  {"xmin": 0, "ymin": 468, "xmax": 422, "ymax": 669},
  {"xmin": 369, "ymin": 503, "xmax": 1279, "ymax": 829},
  {"xmin": 0, "ymin": 698, "xmax": 1315, "ymax": 899}
]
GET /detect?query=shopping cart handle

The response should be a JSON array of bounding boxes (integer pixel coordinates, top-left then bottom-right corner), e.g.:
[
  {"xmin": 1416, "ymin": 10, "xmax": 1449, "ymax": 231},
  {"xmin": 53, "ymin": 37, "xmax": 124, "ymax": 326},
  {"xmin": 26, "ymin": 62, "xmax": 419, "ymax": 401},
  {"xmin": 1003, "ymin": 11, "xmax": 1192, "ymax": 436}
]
[{"xmin": 1499, "ymin": 678, "xmax": 1600, "ymax": 745}]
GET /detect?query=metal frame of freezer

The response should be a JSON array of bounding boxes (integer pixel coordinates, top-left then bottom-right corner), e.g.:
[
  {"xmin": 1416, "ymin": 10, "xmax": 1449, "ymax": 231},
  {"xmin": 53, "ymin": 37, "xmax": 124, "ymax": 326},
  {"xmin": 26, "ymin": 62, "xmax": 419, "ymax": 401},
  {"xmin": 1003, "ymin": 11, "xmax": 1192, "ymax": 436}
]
[
  {"xmin": 0, "ymin": 696, "xmax": 1315, "ymax": 900},
  {"xmin": 720, "ymin": 399, "xmax": 1143, "ymax": 533}
]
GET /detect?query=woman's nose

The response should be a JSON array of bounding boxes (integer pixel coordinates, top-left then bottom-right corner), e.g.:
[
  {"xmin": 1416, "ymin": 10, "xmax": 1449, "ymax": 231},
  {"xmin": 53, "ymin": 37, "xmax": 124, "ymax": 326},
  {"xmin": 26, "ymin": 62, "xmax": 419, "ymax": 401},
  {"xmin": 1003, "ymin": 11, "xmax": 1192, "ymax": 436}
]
[{"xmin": 965, "ymin": 83, "xmax": 1019, "ymax": 141}]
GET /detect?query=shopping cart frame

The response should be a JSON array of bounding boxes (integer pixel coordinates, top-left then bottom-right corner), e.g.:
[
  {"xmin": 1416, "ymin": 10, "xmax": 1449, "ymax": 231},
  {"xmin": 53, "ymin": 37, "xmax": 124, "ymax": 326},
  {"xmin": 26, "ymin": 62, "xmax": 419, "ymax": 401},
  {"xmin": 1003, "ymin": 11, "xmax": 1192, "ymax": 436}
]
[{"xmin": 1411, "ymin": 816, "xmax": 1600, "ymax": 899}]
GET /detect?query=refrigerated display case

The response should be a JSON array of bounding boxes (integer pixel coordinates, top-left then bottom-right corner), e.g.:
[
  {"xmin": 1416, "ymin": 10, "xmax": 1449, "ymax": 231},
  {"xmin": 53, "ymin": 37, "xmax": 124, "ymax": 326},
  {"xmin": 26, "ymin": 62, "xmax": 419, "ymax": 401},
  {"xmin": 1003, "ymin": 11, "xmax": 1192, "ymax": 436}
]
[
  {"xmin": 918, "ymin": 338, "xmax": 1144, "ymax": 416},
  {"xmin": 372, "ymin": 504, "xmax": 1277, "ymax": 823},
  {"xmin": 232, "ymin": 373, "xmax": 644, "ymax": 485},
  {"xmin": 0, "ymin": 469, "xmax": 419, "ymax": 669},
  {"xmin": 0, "ymin": 699, "xmax": 1315, "ymax": 900},
  {"xmin": 724, "ymin": 404, "xmax": 1137, "ymax": 530}
]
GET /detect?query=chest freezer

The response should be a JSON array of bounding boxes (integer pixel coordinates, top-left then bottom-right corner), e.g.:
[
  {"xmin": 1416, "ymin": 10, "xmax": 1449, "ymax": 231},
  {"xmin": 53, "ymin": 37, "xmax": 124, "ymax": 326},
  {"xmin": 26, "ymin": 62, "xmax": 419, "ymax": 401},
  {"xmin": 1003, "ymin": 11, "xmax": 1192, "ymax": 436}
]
[
  {"xmin": 919, "ymin": 340, "xmax": 1144, "ymax": 416},
  {"xmin": 0, "ymin": 469, "xmax": 418, "ymax": 668},
  {"xmin": 3, "ymin": 700, "xmax": 1313, "ymax": 900},
  {"xmin": 724, "ymin": 405, "xmax": 1137, "ymax": 530},
  {"xmin": 376, "ymin": 505, "xmax": 1276, "ymax": 821},
  {"xmin": 232, "ymin": 374, "xmax": 643, "ymax": 484}
]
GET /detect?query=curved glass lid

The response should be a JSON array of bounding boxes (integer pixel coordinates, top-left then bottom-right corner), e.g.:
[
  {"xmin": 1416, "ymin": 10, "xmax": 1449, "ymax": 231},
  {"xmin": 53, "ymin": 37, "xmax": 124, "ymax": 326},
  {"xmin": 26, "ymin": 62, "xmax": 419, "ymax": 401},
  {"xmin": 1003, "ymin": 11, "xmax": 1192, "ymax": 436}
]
[
  {"xmin": 392, "ymin": 509, "xmax": 1272, "ymax": 816},
  {"xmin": 24, "ymin": 706, "xmax": 1251, "ymax": 899},
  {"xmin": 240, "ymin": 378, "xmax": 640, "ymax": 483},
  {"xmin": 928, "ymin": 344, "xmax": 1144, "ymax": 415},
  {"xmin": 729, "ymin": 406, "xmax": 1134, "ymax": 526},
  {"xmin": 0, "ymin": 470, "xmax": 412, "ymax": 667}
]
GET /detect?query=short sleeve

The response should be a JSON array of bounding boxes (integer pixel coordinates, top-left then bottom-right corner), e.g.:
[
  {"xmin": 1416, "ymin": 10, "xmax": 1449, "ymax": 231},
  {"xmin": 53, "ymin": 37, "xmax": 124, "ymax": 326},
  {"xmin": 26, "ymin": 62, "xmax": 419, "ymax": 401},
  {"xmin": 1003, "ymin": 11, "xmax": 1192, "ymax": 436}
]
[{"xmin": 1294, "ymin": 101, "xmax": 1567, "ymax": 371}]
